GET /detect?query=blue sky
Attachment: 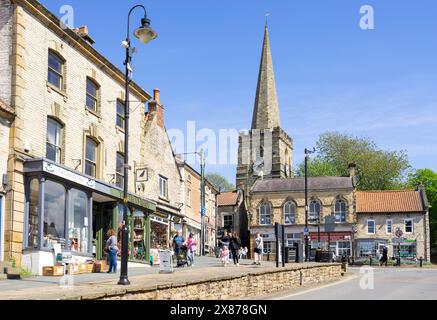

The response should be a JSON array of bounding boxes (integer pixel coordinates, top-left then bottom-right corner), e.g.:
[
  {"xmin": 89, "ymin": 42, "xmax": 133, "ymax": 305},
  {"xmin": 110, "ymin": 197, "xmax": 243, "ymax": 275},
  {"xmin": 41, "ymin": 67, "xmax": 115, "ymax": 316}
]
[{"xmin": 41, "ymin": 0, "xmax": 437, "ymax": 184}]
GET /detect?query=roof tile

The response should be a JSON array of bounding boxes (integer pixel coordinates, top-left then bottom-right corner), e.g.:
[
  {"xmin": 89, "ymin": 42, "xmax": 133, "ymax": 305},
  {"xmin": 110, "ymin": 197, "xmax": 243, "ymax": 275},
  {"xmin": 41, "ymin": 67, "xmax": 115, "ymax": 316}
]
[
  {"xmin": 218, "ymin": 192, "xmax": 238, "ymax": 206},
  {"xmin": 356, "ymin": 190, "xmax": 424, "ymax": 213}
]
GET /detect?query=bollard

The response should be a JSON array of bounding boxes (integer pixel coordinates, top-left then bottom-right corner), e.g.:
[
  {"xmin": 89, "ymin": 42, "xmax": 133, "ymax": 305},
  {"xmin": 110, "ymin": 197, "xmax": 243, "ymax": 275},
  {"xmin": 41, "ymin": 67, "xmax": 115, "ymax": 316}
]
[
  {"xmin": 419, "ymin": 256, "xmax": 423, "ymax": 268},
  {"xmin": 369, "ymin": 256, "xmax": 372, "ymax": 266}
]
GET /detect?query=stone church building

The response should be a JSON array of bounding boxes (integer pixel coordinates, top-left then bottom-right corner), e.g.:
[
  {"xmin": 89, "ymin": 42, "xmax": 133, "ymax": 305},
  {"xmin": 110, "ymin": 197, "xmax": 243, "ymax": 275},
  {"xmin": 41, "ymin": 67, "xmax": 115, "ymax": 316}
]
[{"xmin": 236, "ymin": 24, "xmax": 431, "ymax": 262}]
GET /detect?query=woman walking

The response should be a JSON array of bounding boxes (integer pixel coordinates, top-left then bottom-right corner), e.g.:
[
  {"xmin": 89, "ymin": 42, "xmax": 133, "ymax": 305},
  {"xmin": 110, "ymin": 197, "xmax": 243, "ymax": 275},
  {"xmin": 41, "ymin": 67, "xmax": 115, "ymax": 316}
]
[
  {"xmin": 253, "ymin": 232, "xmax": 263, "ymax": 266},
  {"xmin": 230, "ymin": 232, "xmax": 242, "ymax": 266},
  {"xmin": 187, "ymin": 233, "xmax": 197, "ymax": 267},
  {"xmin": 105, "ymin": 229, "xmax": 118, "ymax": 273}
]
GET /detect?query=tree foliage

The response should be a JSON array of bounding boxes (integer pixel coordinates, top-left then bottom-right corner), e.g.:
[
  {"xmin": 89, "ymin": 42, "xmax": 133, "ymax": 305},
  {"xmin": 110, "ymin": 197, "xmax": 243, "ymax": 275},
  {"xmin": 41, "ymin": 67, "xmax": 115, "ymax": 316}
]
[
  {"xmin": 408, "ymin": 169, "xmax": 437, "ymax": 249},
  {"xmin": 206, "ymin": 173, "xmax": 235, "ymax": 192},
  {"xmin": 296, "ymin": 132, "xmax": 411, "ymax": 190}
]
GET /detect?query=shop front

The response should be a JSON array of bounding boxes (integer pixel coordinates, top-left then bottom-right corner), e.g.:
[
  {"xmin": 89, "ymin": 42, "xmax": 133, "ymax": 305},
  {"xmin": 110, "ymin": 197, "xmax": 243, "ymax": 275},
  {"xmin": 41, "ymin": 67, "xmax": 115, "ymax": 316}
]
[
  {"xmin": 22, "ymin": 159, "xmax": 156, "ymax": 275},
  {"xmin": 355, "ymin": 238, "xmax": 388, "ymax": 258},
  {"xmin": 0, "ymin": 193, "xmax": 4, "ymax": 262},
  {"xmin": 309, "ymin": 232, "xmax": 353, "ymax": 257}
]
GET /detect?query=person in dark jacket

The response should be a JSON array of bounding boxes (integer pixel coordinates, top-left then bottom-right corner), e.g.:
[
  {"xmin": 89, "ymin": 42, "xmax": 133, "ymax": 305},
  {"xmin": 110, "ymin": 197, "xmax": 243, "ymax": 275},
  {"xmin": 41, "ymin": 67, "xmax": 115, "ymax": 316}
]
[
  {"xmin": 380, "ymin": 246, "xmax": 388, "ymax": 267},
  {"xmin": 230, "ymin": 231, "xmax": 242, "ymax": 266}
]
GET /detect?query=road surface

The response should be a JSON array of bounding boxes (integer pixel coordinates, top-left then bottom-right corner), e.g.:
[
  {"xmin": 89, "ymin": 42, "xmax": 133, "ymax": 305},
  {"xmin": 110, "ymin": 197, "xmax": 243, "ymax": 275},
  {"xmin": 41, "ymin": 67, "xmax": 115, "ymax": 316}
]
[{"xmin": 270, "ymin": 267, "xmax": 437, "ymax": 300}]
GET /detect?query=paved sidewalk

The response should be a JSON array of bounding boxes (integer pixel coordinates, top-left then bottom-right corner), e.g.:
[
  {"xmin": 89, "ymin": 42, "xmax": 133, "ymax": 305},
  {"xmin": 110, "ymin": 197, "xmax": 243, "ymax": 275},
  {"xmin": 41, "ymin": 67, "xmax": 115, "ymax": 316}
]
[{"xmin": 0, "ymin": 257, "xmax": 293, "ymax": 300}]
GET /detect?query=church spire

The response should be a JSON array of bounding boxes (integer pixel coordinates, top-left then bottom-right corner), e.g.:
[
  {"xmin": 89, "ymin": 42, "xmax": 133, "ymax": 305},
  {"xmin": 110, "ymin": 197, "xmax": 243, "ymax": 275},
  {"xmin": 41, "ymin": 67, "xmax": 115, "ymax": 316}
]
[{"xmin": 251, "ymin": 24, "xmax": 281, "ymax": 130}]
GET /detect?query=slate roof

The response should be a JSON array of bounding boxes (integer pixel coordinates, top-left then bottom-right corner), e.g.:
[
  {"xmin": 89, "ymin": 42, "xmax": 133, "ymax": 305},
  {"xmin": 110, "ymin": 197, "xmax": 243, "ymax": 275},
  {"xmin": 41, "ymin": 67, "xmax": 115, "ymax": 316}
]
[
  {"xmin": 217, "ymin": 191, "xmax": 239, "ymax": 207},
  {"xmin": 251, "ymin": 177, "xmax": 353, "ymax": 193},
  {"xmin": 356, "ymin": 190, "xmax": 424, "ymax": 213}
]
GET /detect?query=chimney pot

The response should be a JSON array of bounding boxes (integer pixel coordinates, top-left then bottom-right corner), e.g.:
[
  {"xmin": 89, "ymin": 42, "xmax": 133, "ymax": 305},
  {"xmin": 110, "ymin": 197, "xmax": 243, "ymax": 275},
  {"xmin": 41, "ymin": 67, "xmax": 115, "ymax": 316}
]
[{"xmin": 153, "ymin": 88, "xmax": 160, "ymax": 104}]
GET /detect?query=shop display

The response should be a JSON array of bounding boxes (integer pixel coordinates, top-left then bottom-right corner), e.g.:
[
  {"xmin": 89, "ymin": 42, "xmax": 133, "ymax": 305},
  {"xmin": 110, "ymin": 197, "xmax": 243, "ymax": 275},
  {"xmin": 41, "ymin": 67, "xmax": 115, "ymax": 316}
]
[{"xmin": 42, "ymin": 265, "xmax": 65, "ymax": 276}]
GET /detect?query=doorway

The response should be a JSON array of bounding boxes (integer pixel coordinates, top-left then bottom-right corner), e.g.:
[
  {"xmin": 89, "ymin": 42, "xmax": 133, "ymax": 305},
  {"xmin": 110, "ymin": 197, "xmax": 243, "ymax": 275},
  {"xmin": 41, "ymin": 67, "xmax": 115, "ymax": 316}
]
[
  {"xmin": 0, "ymin": 195, "xmax": 3, "ymax": 261},
  {"xmin": 92, "ymin": 202, "xmax": 117, "ymax": 260}
]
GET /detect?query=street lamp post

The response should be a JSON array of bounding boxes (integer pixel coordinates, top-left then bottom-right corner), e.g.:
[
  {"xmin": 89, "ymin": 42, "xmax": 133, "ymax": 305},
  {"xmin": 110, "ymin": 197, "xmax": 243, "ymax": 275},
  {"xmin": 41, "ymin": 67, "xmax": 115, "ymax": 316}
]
[
  {"xmin": 304, "ymin": 147, "xmax": 315, "ymax": 262},
  {"xmin": 118, "ymin": 4, "xmax": 157, "ymax": 286}
]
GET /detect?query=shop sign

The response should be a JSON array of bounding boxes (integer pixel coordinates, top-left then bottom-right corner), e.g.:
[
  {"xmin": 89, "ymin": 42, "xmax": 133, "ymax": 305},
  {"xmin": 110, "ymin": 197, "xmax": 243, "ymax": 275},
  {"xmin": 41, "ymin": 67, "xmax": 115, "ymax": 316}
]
[
  {"xmin": 43, "ymin": 161, "xmax": 95, "ymax": 189},
  {"xmin": 158, "ymin": 250, "xmax": 174, "ymax": 274},
  {"xmin": 309, "ymin": 232, "xmax": 352, "ymax": 241}
]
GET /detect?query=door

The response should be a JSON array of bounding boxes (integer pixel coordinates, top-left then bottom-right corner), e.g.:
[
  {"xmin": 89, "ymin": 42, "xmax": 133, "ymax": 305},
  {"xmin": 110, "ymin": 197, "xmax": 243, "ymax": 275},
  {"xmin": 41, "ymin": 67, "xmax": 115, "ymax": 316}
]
[
  {"xmin": 0, "ymin": 195, "xmax": 3, "ymax": 261},
  {"xmin": 93, "ymin": 203, "xmax": 116, "ymax": 260}
]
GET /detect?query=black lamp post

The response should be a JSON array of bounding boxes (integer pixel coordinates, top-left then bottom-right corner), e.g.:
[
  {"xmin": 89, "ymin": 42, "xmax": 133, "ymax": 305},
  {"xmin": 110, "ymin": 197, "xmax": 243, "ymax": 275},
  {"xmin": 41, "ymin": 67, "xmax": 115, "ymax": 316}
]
[
  {"xmin": 118, "ymin": 4, "xmax": 157, "ymax": 286},
  {"xmin": 304, "ymin": 147, "xmax": 315, "ymax": 262}
]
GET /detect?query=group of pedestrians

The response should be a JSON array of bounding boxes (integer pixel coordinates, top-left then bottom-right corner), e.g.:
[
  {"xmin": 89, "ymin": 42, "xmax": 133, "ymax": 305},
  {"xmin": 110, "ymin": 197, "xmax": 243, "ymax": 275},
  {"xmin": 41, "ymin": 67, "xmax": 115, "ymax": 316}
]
[
  {"xmin": 218, "ymin": 230, "xmax": 263, "ymax": 267},
  {"xmin": 172, "ymin": 230, "xmax": 198, "ymax": 266}
]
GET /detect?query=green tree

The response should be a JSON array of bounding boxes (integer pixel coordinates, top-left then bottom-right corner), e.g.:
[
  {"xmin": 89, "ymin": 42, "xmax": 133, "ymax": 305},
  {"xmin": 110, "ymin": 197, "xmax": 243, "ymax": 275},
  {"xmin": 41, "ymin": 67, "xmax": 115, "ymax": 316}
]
[
  {"xmin": 408, "ymin": 169, "xmax": 437, "ymax": 251},
  {"xmin": 296, "ymin": 132, "xmax": 411, "ymax": 190},
  {"xmin": 205, "ymin": 173, "xmax": 235, "ymax": 192}
]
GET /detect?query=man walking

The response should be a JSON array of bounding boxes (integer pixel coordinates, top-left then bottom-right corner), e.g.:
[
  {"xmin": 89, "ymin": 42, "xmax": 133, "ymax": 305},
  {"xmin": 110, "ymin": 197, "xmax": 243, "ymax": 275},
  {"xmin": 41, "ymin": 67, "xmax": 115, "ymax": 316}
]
[{"xmin": 253, "ymin": 232, "xmax": 263, "ymax": 266}]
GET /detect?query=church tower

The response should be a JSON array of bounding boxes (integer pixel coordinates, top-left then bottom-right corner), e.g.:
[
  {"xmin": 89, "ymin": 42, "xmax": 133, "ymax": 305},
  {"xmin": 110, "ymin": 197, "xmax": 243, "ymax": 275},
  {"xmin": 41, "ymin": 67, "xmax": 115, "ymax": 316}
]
[{"xmin": 236, "ymin": 24, "xmax": 293, "ymax": 190}]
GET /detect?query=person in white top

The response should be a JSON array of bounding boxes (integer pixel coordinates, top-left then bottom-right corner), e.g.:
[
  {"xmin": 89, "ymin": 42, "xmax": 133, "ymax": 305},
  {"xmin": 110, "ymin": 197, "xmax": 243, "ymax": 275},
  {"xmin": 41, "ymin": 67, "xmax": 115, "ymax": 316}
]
[{"xmin": 253, "ymin": 232, "xmax": 263, "ymax": 266}]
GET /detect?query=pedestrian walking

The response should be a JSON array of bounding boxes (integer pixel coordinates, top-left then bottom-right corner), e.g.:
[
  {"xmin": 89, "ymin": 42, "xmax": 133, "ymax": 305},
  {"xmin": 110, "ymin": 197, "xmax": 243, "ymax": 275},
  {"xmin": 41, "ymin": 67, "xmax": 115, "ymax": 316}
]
[
  {"xmin": 253, "ymin": 232, "xmax": 263, "ymax": 266},
  {"xmin": 187, "ymin": 233, "xmax": 197, "ymax": 267},
  {"xmin": 230, "ymin": 231, "xmax": 242, "ymax": 266},
  {"xmin": 105, "ymin": 229, "xmax": 118, "ymax": 273},
  {"xmin": 380, "ymin": 246, "xmax": 388, "ymax": 267},
  {"xmin": 172, "ymin": 230, "xmax": 185, "ymax": 255}
]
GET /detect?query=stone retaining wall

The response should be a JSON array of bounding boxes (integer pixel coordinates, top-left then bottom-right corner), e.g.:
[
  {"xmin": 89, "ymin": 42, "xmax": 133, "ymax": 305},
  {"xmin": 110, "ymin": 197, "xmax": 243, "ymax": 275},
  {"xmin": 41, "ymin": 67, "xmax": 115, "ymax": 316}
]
[{"xmin": 102, "ymin": 264, "xmax": 343, "ymax": 300}]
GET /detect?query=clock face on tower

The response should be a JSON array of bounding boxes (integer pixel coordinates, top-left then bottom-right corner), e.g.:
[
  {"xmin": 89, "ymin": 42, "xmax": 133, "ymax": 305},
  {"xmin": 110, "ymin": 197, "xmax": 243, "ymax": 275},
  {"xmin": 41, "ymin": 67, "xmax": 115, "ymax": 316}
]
[{"xmin": 252, "ymin": 157, "xmax": 264, "ymax": 176}]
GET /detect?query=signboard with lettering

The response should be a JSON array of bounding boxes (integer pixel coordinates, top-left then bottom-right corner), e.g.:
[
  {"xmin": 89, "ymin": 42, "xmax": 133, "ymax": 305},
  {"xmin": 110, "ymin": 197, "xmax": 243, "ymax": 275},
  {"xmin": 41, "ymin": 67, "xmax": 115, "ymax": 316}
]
[
  {"xmin": 43, "ymin": 161, "xmax": 96, "ymax": 189},
  {"xmin": 158, "ymin": 250, "xmax": 174, "ymax": 274}
]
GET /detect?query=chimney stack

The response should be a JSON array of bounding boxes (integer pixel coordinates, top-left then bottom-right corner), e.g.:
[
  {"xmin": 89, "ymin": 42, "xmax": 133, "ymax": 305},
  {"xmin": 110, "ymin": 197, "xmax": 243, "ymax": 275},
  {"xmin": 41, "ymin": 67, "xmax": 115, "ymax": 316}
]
[
  {"xmin": 72, "ymin": 25, "xmax": 95, "ymax": 45},
  {"xmin": 148, "ymin": 88, "xmax": 164, "ymax": 129}
]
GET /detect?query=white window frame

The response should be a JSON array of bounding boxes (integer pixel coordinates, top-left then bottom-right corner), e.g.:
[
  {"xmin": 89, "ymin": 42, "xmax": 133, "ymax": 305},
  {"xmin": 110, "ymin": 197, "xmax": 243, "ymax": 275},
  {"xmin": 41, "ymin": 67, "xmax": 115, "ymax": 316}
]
[
  {"xmin": 283, "ymin": 201, "xmax": 296, "ymax": 225},
  {"xmin": 159, "ymin": 175, "xmax": 168, "ymax": 199},
  {"xmin": 386, "ymin": 219, "xmax": 393, "ymax": 234},
  {"xmin": 259, "ymin": 203, "xmax": 271, "ymax": 225},
  {"xmin": 404, "ymin": 219, "xmax": 413, "ymax": 234},
  {"xmin": 367, "ymin": 219, "xmax": 375, "ymax": 235},
  {"xmin": 334, "ymin": 199, "xmax": 347, "ymax": 223}
]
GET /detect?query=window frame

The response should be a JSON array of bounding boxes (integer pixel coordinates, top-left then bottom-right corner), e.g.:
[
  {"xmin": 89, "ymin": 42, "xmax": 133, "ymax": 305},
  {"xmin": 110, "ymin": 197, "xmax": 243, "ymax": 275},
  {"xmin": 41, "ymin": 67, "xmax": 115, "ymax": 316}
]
[
  {"xmin": 334, "ymin": 199, "xmax": 347, "ymax": 223},
  {"xmin": 309, "ymin": 200, "xmax": 321, "ymax": 225},
  {"xmin": 47, "ymin": 50, "xmax": 65, "ymax": 90},
  {"xmin": 259, "ymin": 202, "xmax": 271, "ymax": 225},
  {"xmin": 404, "ymin": 218, "xmax": 413, "ymax": 234},
  {"xmin": 85, "ymin": 77, "xmax": 100, "ymax": 113},
  {"xmin": 386, "ymin": 219, "xmax": 393, "ymax": 234},
  {"xmin": 367, "ymin": 219, "xmax": 376, "ymax": 235},
  {"xmin": 85, "ymin": 137, "xmax": 98, "ymax": 178},
  {"xmin": 116, "ymin": 99, "xmax": 126, "ymax": 130},
  {"xmin": 46, "ymin": 117, "xmax": 63, "ymax": 163},
  {"xmin": 283, "ymin": 201, "xmax": 296, "ymax": 225},
  {"xmin": 223, "ymin": 214, "xmax": 233, "ymax": 230},
  {"xmin": 159, "ymin": 175, "xmax": 168, "ymax": 199}
]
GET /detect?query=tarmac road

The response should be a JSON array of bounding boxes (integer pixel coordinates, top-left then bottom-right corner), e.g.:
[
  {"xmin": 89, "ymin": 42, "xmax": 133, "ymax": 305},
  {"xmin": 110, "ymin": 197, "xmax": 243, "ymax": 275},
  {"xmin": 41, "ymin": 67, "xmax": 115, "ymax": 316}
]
[{"xmin": 270, "ymin": 267, "xmax": 437, "ymax": 300}]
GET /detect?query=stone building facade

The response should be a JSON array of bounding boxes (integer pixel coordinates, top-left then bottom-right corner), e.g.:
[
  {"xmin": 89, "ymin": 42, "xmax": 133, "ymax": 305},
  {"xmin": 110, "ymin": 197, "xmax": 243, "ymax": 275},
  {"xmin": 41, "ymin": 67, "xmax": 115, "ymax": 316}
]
[
  {"xmin": 0, "ymin": 0, "xmax": 183, "ymax": 272},
  {"xmin": 176, "ymin": 159, "xmax": 218, "ymax": 255},
  {"xmin": 355, "ymin": 189, "xmax": 431, "ymax": 261}
]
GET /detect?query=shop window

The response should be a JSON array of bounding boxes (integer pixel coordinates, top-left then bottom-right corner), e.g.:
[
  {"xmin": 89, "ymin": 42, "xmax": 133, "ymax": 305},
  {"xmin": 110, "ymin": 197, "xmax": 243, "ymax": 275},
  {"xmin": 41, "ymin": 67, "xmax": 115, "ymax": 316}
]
[
  {"xmin": 48, "ymin": 50, "xmax": 65, "ymax": 90},
  {"xmin": 86, "ymin": 77, "xmax": 100, "ymax": 113},
  {"xmin": 68, "ymin": 189, "xmax": 89, "ymax": 254},
  {"xmin": 398, "ymin": 243, "xmax": 416, "ymax": 258},
  {"xmin": 283, "ymin": 201, "xmax": 296, "ymax": 225},
  {"xmin": 405, "ymin": 219, "xmax": 413, "ymax": 234},
  {"xmin": 334, "ymin": 199, "xmax": 347, "ymax": 223},
  {"xmin": 263, "ymin": 241, "xmax": 274, "ymax": 254},
  {"xmin": 43, "ymin": 180, "xmax": 66, "ymax": 249},
  {"xmin": 309, "ymin": 200, "xmax": 321, "ymax": 224},
  {"xmin": 28, "ymin": 179, "xmax": 40, "ymax": 248},
  {"xmin": 116, "ymin": 99, "xmax": 125, "ymax": 130},
  {"xmin": 46, "ymin": 117, "xmax": 63, "ymax": 163},
  {"xmin": 116, "ymin": 152, "xmax": 124, "ymax": 188},
  {"xmin": 85, "ymin": 137, "xmax": 98, "ymax": 177},
  {"xmin": 223, "ymin": 214, "xmax": 233, "ymax": 230},
  {"xmin": 285, "ymin": 233, "xmax": 300, "ymax": 247},
  {"xmin": 386, "ymin": 219, "xmax": 393, "ymax": 234},
  {"xmin": 367, "ymin": 220, "xmax": 375, "ymax": 234},
  {"xmin": 259, "ymin": 202, "xmax": 271, "ymax": 225},
  {"xmin": 337, "ymin": 241, "xmax": 351, "ymax": 257},
  {"xmin": 159, "ymin": 175, "xmax": 168, "ymax": 198}
]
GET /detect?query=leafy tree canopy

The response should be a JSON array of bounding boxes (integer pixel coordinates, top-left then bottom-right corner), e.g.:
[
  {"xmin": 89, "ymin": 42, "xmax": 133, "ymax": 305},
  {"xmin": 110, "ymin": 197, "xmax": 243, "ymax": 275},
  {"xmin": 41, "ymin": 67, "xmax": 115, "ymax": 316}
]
[
  {"xmin": 206, "ymin": 173, "xmax": 235, "ymax": 192},
  {"xmin": 296, "ymin": 132, "xmax": 411, "ymax": 190}
]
